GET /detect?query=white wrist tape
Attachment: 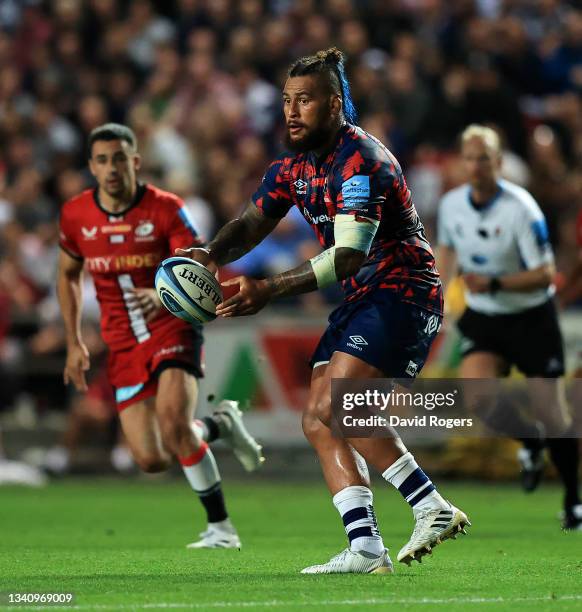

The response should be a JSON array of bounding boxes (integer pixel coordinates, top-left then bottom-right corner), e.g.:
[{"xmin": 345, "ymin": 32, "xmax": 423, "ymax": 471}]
[
  {"xmin": 334, "ymin": 214, "xmax": 380, "ymax": 254},
  {"xmin": 309, "ymin": 215, "xmax": 380, "ymax": 289},
  {"xmin": 310, "ymin": 247, "xmax": 337, "ymax": 288}
]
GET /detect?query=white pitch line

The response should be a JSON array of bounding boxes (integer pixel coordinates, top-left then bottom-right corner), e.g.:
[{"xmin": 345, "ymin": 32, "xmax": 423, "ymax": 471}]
[{"xmin": 7, "ymin": 593, "xmax": 582, "ymax": 610}]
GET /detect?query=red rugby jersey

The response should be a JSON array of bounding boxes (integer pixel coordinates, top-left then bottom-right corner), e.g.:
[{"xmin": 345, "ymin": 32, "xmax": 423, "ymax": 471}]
[{"xmin": 59, "ymin": 183, "xmax": 201, "ymax": 351}]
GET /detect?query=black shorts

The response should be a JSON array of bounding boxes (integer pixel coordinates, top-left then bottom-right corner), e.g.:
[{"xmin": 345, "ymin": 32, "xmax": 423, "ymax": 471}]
[{"xmin": 457, "ymin": 299, "xmax": 564, "ymax": 377}]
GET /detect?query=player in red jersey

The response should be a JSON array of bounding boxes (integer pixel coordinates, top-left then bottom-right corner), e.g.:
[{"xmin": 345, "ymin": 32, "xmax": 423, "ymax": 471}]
[{"xmin": 58, "ymin": 123, "xmax": 264, "ymax": 549}]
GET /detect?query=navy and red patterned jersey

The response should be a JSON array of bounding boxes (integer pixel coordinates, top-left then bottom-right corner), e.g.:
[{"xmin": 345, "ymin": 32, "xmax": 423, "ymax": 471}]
[
  {"xmin": 252, "ymin": 123, "xmax": 443, "ymax": 314},
  {"xmin": 59, "ymin": 183, "xmax": 202, "ymax": 351}
]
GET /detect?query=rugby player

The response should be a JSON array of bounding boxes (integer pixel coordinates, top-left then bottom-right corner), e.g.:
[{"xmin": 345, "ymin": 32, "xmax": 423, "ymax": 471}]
[
  {"xmin": 58, "ymin": 123, "xmax": 264, "ymax": 548},
  {"xmin": 437, "ymin": 125, "xmax": 581, "ymax": 530},
  {"xmin": 180, "ymin": 48, "xmax": 470, "ymax": 573}
]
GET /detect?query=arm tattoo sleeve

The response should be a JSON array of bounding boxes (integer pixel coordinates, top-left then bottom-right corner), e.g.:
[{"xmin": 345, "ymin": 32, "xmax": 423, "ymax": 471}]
[
  {"xmin": 266, "ymin": 261, "xmax": 319, "ymax": 298},
  {"xmin": 266, "ymin": 247, "xmax": 364, "ymax": 298},
  {"xmin": 207, "ymin": 204, "xmax": 279, "ymax": 266}
]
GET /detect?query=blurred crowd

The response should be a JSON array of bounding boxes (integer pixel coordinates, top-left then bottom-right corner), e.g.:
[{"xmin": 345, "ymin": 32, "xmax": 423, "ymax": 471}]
[{"xmin": 2, "ymin": 0, "xmax": 582, "ymax": 416}]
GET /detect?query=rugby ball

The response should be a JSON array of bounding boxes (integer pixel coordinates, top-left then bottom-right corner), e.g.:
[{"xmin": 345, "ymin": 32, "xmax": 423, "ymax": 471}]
[{"xmin": 155, "ymin": 257, "xmax": 222, "ymax": 324}]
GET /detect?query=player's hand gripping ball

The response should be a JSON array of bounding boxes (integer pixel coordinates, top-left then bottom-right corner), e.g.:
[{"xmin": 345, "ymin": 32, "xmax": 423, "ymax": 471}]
[{"xmin": 155, "ymin": 257, "xmax": 223, "ymax": 324}]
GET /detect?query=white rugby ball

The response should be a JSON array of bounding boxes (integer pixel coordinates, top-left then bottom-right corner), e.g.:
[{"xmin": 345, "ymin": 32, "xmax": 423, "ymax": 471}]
[{"xmin": 155, "ymin": 257, "xmax": 222, "ymax": 324}]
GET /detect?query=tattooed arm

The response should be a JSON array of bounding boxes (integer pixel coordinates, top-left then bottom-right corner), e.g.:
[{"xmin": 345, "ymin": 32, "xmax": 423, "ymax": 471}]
[
  {"xmin": 208, "ymin": 204, "xmax": 280, "ymax": 265},
  {"xmin": 178, "ymin": 202, "xmax": 368, "ymax": 317},
  {"xmin": 217, "ymin": 247, "xmax": 365, "ymax": 317},
  {"xmin": 177, "ymin": 203, "xmax": 280, "ymax": 269},
  {"xmin": 265, "ymin": 248, "xmax": 365, "ymax": 298}
]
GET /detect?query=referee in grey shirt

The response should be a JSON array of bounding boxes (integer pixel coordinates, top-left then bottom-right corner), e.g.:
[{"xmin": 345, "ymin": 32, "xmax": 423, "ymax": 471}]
[{"xmin": 437, "ymin": 125, "xmax": 580, "ymax": 531}]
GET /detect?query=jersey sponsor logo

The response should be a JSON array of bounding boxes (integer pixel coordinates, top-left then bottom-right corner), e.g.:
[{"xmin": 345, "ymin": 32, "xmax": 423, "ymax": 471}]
[
  {"xmin": 293, "ymin": 178, "xmax": 307, "ymax": 195},
  {"xmin": 303, "ymin": 208, "xmax": 333, "ymax": 225},
  {"xmin": 154, "ymin": 344, "xmax": 186, "ymax": 358},
  {"xmin": 86, "ymin": 256, "xmax": 114, "ymax": 272},
  {"xmin": 342, "ymin": 175, "xmax": 370, "ymax": 208},
  {"xmin": 405, "ymin": 360, "xmax": 418, "ymax": 377},
  {"xmin": 110, "ymin": 235, "xmax": 125, "ymax": 244},
  {"xmin": 346, "ymin": 335, "xmax": 368, "ymax": 351},
  {"xmin": 114, "ymin": 252, "xmax": 161, "ymax": 271},
  {"xmin": 85, "ymin": 252, "xmax": 161, "ymax": 272},
  {"xmin": 82, "ymin": 226, "xmax": 98, "ymax": 240},
  {"xmin": 471, "ymin": 254, "xmax": 488, "ymax": 265},
  {"xmin": 423, "ymin": 314, "xmax": 441, "ymax": 336},
  {"xmin": 135, "ymin": 221, "xmax": 154, "ymax": 237},
  {"xmin": 349, "ymin": 335, "xmax": 368, "ymax": 345},
  {"xmin": 101, "ymin": 224, "xmax": 132, "ymax": 234}
]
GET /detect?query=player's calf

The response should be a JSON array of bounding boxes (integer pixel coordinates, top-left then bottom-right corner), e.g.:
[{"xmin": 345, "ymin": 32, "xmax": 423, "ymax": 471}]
[
  {"xmin": 160, "ymin": 412, "xmax": 240, "ymax": 545},
  {"xmin": 304, "ymin": 391, "xmax": 333, "ymax": 429},
  {"xmin": 301, "ymin": 409, "xmax": 322, "ymax": 445},
  {"xmin": 158, "ymin": 413, "xmax": 204, "ymax": 458},
  {"xmin": 179, "ymin": 442, "xmax": 240, "ymax": 548}
]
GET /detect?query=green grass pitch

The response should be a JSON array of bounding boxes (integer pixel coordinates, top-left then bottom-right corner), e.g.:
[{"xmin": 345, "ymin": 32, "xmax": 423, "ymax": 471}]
[{"xmin": 1, "ymin": 479, "xmax": 581, "ymax": 611}]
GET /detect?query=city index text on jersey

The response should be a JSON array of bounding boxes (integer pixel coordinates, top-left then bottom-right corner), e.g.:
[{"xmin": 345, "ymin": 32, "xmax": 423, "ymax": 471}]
[{"xmin": 85, "ymin": 252, "xmax": 162, "ymax": 272}]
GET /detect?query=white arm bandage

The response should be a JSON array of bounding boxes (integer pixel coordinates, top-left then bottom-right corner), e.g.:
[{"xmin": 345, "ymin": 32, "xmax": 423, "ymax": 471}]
[
  {"xmin": 309, "ymin": 215, "xmax": 380, "ymax": 288},
  {"xmin": 334, "ymin": 214, "xmax": 380, "ymax": 253}
]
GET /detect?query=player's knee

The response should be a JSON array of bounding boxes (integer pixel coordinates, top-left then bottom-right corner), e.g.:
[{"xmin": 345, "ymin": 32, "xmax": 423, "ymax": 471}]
[
  {"xmin": 302, "ymin": 408, "xmax": 329, "ymax": 444},
  {"xmin": 158, "ymin": 414, "xmax": 194, "ymax": 452},
  {"xmin": 135, "ymin": 454, "xmax": 169, "ymax": 473},
  {"xmin": 89, "ymin": 409, "xmax": 113, "ymax": 427},
  {"xmin": 302, "ymin": 412, "xmax": 318, "ymax": 443},
  {"xmin": 306, "ymin": 394, "xmax": 332, "ymax": 427}
]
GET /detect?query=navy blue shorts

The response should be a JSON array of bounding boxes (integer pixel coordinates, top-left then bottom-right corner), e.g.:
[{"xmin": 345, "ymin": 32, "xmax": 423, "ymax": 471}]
[{"xmin": 310, "ymin": 291, "xmax": 442, "ymax": 380}]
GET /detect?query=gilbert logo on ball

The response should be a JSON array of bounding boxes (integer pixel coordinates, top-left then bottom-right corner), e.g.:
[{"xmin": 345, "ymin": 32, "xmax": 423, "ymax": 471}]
[{"xmin": 155, "ymin": 257, "xmax": 222, "ymax": 324}]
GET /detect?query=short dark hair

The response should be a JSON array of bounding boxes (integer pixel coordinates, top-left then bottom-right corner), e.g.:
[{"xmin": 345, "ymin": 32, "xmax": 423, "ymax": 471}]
[
  {"xmin": 288, "ymin": 47, "xmax": 358, "ymax": 124},
  {"xmin": 88, "ymin": 123, "xmax": 137, "ymax": 158}
]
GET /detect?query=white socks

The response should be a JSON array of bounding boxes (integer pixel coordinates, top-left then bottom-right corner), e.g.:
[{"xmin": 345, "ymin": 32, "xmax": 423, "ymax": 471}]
[
  {"xmin": 179, "ymin": 442, "xmax": 228, "ymax": 524},
  {"xmin": 179, "ymin": 442, "xmax": 220, "ymax": 493},
  {"xmin": 333, "ymin": 485, "xmax": 385, "ymax": 557},
  {"xmin": 382, "ymin": 452, "xmax": 449, "ymax": 514}
]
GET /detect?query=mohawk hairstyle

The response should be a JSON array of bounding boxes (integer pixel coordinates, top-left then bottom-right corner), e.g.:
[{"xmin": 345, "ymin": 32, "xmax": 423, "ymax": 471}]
[{"xmin": 288, "ymin": 47, "xmax": 358, "ymax": 125}]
